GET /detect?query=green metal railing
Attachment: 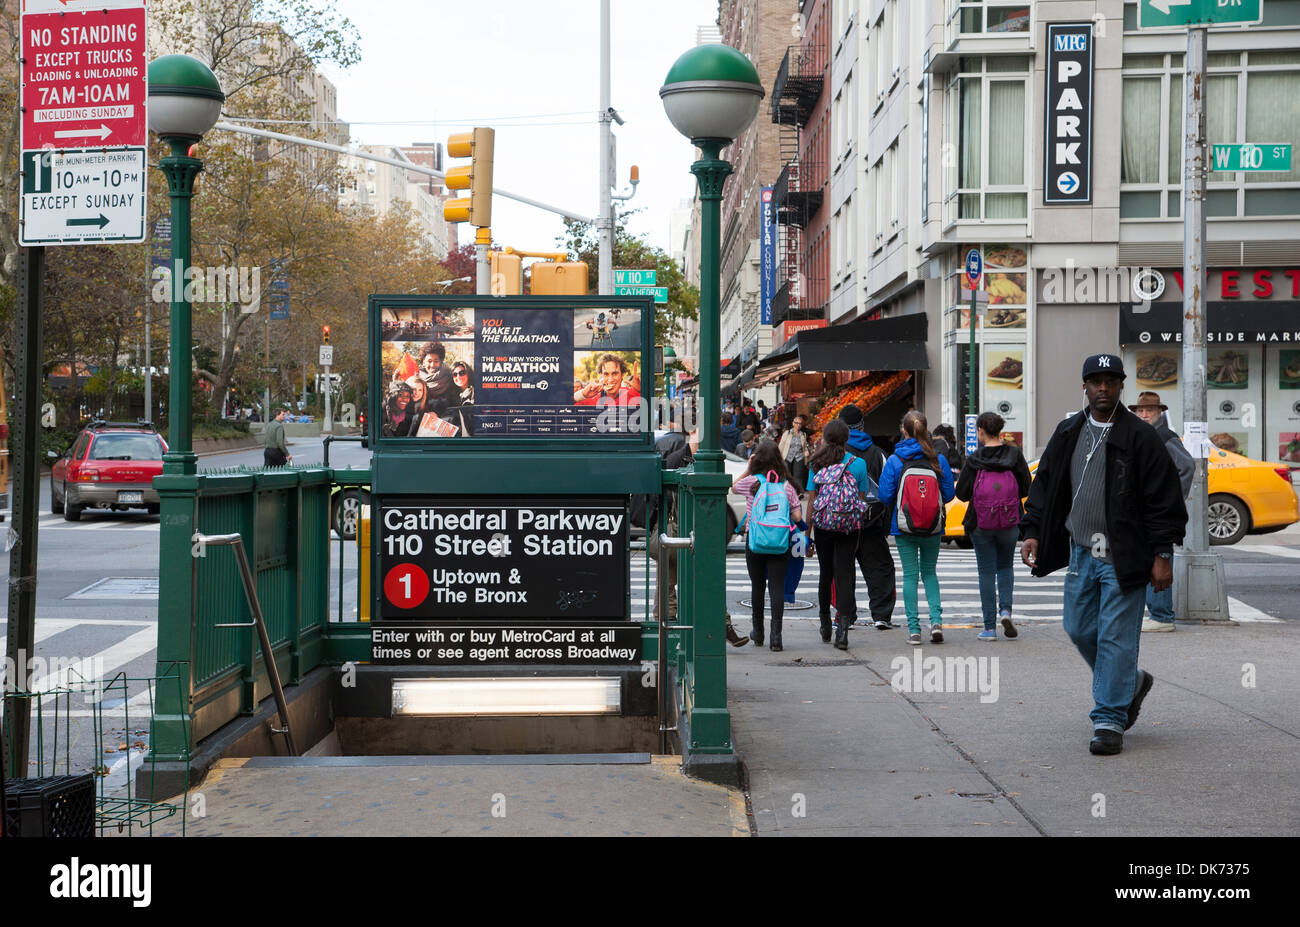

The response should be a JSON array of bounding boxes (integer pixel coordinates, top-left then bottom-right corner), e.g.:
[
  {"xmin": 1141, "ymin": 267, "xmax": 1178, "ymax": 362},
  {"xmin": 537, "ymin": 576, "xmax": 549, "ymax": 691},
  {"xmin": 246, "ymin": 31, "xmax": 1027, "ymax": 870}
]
[
  {"xmin": 151, "ymin": 466, "xmax": 339, "ymax": 762},
  {"xmin": 147, "ymin": 461, "xmax": 734, "ymax": 768}
]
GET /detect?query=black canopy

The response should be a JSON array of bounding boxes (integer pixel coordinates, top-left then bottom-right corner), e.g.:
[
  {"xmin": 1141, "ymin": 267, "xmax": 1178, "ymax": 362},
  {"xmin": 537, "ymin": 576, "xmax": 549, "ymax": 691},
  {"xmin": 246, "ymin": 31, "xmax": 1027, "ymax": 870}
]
[{"xmin": 754, "ymin": 313, "xmax": 929, "ymax": 387}]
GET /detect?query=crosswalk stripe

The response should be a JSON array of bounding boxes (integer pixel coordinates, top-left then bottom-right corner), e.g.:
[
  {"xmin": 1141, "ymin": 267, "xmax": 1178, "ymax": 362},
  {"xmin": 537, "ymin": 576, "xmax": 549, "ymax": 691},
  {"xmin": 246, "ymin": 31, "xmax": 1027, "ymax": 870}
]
[
  {"xmin": 1227, "ymin": 597, "xmax": 1282, "ymax": 623},
  {"xmin": 1229, "ymin": 544, "xmax": 1300, "ymax": 561},
  {"xmin": 27, "ymin": 626, "xmax": 157, "ymax": 693}
]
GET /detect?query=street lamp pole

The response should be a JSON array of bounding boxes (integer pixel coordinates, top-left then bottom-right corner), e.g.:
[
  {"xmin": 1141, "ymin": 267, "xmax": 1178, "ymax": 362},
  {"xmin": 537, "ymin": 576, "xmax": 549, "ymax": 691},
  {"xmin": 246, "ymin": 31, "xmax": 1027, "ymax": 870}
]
[
  {"xmin": 158, "ymin": 138, "xmax": 203, "ymax": 475},
  {"xmin": 147, "ymin": 55, "xmax": 225, "ymax": 476},
  {"xmin": 691, "ymin": 140, "xmax": 730, "ymax": 476},
  {"xmin": 660, "ymin": 45, "xmax": 764, "ymax": 767}
]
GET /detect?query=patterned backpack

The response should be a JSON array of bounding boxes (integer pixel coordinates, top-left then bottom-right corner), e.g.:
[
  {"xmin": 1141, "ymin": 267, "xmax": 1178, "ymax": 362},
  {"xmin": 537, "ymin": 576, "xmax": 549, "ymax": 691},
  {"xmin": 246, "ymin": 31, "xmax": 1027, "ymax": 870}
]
[{"xmin": 812, "ymin": 457, "xmax": 869, "ymax": 533}]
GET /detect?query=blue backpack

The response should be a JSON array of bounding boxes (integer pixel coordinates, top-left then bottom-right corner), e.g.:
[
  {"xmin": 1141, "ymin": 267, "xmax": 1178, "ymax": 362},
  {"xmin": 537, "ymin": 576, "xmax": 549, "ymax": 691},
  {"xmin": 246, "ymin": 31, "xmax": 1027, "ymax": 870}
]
[{"xmin": 748, "ymin": 471, "xmax": 793, "ymax": 555}]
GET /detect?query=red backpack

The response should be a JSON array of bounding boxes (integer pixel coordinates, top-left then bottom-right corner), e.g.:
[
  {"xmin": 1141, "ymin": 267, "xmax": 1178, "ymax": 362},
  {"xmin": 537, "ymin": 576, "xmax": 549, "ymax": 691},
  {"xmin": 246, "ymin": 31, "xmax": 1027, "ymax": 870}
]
[{"xmin": 896, "ymin": 459, "xmax": 944, "ymax": 536}]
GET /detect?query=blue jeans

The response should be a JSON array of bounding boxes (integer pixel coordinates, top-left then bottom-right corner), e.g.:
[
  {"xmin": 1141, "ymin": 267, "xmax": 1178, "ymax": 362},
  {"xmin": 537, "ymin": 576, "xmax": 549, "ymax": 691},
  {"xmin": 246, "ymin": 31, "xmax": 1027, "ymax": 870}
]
[
  {"xmin": 1145, "ymin": 582, "xmax": 1174, "ymax": 623},
  {"xmin": 1062, "ymin": 543, "xmax": 1147, "ymax": 732},
  {"xmin": 970, "ymin": 526, "xmax": 1018, "ymax": 630}
]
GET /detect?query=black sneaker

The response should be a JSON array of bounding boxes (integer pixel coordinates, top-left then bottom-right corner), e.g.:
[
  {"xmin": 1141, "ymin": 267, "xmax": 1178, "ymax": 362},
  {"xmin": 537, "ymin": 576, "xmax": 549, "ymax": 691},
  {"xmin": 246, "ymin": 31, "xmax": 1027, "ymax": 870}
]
[
  {"xmin": 1125, "ymin": 670, "xmax": 1155, "ymax": 732},
  {"xmin": 1089, "ymin": 729, "xmax": 1123, "ymax": 755},
  {"xmin": 874, "ymin": 619, "xmax": 894, "ymax": 630}
]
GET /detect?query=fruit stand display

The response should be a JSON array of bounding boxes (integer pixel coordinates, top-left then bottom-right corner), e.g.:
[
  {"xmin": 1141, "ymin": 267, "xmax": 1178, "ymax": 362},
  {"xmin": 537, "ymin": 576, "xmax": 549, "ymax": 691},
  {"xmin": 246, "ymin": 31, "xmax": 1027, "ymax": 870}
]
[{"xmin": 810, "ymin": 371, "xmax": 911, "ymax": 431}]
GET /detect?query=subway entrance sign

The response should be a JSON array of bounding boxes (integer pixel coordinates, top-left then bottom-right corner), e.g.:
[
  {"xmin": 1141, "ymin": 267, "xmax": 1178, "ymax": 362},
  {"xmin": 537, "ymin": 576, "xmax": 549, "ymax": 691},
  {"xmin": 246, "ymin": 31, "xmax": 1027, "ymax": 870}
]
[
  {"xmin": 1211, "ymin": 143, "xmax": 1291, "ymax": 172},
  {"xmin": 367, "ymin": 295, "xmax": 659, "ymax": 669},
  {"xmin": 1137, "ymin": 0, "xmax": 1263, "ymax": 29}
]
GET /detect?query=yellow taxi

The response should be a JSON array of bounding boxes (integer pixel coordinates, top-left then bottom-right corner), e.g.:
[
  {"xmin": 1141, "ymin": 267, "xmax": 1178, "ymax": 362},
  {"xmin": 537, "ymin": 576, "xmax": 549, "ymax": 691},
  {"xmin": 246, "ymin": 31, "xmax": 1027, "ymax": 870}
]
[{"xmin": 944, "ymin": 447, "xmax": 1298, "ymax": 546}]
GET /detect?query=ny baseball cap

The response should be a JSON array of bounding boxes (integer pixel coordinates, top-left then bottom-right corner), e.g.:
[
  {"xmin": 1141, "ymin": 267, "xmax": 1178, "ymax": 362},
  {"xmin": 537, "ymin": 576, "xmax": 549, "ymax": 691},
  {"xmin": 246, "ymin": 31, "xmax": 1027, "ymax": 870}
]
[{"xmin": 1082, "ymin": 353, "xmax": 1126, "ymax": 381}]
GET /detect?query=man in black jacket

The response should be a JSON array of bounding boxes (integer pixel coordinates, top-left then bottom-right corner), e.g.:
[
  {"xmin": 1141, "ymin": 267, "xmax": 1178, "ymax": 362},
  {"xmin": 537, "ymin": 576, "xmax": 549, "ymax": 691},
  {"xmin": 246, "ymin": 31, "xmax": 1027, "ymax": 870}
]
[{"xmin": 1020, "ymin": 354, "xmax": 1188, "ymax": 756}]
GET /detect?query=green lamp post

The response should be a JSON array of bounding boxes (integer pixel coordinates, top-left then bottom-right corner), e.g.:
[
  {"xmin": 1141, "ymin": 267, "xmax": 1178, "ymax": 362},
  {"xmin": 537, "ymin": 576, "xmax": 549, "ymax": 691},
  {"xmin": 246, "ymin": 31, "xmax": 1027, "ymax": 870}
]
[
  {"xmin": 147, "ymin": 55, "xmax": 223, "ymax": 775},
  {"xmin": 660, "ymin": 45, "xmax": 763, "ymax": 768},
  {"xmin": 147, "ymin": 54, "xmax": 225, "ymax": 476}
]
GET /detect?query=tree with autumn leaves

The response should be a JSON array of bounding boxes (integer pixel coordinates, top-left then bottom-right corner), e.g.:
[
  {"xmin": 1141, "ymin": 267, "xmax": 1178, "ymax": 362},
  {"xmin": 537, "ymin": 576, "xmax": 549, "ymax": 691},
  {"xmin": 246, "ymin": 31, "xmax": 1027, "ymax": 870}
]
[{"xmin": 0, "ymin": 0, "xmax": 452, "ymax": 429}]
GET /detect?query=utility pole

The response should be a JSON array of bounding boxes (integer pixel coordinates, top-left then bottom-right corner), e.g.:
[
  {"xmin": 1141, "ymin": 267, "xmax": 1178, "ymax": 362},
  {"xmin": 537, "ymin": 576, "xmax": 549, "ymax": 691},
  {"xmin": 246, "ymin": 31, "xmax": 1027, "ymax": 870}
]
[
  {"xmin": 1175, "ymin": 25, "xmax": 1230, "ymax": 623},
  {"xmin": 263, "ymin": 314, "xmax": 271, "ymax": 423},
  {"xmin": 598, "ymin": 0, "xmax": 613, "ymax": 295}
]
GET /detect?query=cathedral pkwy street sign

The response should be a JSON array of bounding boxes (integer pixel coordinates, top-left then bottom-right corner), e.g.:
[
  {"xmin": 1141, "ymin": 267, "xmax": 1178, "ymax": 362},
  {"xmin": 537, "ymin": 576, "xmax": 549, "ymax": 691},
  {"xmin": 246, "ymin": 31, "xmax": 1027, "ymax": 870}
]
[{"xmin": 1138, "ymin": 0, "xmax": 1263, "ymax": 29}]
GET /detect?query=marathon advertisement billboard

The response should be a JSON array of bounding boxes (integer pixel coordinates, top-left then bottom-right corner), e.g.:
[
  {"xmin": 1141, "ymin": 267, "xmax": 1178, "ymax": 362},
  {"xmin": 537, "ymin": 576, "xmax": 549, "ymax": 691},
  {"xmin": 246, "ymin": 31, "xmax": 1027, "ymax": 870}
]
[
  {"xmin": 375, "ymin": 298, "xmax": 650, "ymax": 440},
  {"xmin": 375, "ymin": 496, "xmax": 628, "ymax": 622},
  {"xmin": 760, "ymin": 186, "xmax": 775, "ymax": 326},
  {"xmin": 1043, "ymin": 23, "xmax": 1094, "ymax": 204}
]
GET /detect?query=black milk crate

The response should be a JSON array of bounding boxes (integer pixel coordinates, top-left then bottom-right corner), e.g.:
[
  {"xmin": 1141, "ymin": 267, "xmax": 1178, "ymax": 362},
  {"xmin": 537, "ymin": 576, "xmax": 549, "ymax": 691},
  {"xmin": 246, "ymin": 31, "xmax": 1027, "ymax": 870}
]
[{"xmin": 4, "ymin": 774, "xmax": 96, "ymax": 837}]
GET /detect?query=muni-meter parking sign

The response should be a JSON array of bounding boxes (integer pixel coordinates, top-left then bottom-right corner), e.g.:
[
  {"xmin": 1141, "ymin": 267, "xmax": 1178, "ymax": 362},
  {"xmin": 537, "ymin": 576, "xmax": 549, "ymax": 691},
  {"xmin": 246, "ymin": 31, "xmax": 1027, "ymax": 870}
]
[{"xmin": 20, "ymin": 147, "xmax": 146, "ymax": 245}]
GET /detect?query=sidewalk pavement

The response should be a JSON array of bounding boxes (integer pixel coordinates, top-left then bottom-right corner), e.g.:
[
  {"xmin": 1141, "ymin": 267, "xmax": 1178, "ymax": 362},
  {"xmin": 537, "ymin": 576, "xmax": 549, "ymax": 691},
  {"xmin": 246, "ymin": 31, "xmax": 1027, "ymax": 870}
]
[
  {"xmin": 729, "ymin": 615, "xmax": 1300, "ymax": 836},
  {"xmin": 163, "ymin": 616, "xmax": 1298, "ymax": 837}
]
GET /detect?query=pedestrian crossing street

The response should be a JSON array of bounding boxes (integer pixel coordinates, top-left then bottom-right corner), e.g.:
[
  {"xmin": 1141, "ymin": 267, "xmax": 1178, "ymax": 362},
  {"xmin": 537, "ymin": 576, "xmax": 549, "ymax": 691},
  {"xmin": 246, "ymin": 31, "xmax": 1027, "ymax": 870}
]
[
  {"xmin": 629, "ymin": 546, "xmax": 1067, "ymax": 624},
  {"xmin": 628, "ymin": 545, "xmax": 1283, "ymax": 624}
]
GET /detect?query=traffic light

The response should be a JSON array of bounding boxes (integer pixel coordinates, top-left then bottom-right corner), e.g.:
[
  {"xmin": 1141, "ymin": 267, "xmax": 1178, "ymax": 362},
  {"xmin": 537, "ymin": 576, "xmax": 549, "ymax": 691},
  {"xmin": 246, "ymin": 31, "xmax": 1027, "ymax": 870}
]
[
  {"xmin": 443, "ymin": 127, "xmax": 494, "ymax": 227},
  {"xmin": 490, "ymin": 250, "xmax": 521, "ymax": 295},
  {"xmin": 531, "ymin": 261, "xmax": 589, "ymax": 295},
  {"xmin": 322, "ymin": 325, "xmax": 331, "ymax": 345}
]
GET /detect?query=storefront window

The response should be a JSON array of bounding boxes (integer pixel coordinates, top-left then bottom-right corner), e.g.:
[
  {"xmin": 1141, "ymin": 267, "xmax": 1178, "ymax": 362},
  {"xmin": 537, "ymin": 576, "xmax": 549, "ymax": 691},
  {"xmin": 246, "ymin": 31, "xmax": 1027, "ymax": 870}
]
[{"xmin": 1122, "ymin": 51, "xmax": 1300, "ymax": 219}]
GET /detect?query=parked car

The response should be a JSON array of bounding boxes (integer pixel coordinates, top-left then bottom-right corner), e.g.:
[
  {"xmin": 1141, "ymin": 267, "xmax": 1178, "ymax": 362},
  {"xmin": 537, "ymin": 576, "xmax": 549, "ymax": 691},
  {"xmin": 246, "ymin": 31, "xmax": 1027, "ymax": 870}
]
[
  {"xmin": 943, "ymin": 446, "xmax": 1298, "ymax": 546},
  {"xmin": 331, "ymin": 484, "xmax": 371, "ymax": 540},
  {"xmin": 50, "ymin": 421, "xmax": 167, "ymax": 521}
]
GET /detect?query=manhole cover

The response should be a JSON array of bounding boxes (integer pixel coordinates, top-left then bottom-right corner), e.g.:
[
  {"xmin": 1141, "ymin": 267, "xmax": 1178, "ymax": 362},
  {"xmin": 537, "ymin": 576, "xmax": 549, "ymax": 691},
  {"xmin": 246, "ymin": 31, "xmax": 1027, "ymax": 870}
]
[
  {"xmin": 738, "ymin": 598, "xmax": 815, "ymax": 610},
  {"xmin": 68, "ymin": 577, "xmax": 159, "ymax": 600}
]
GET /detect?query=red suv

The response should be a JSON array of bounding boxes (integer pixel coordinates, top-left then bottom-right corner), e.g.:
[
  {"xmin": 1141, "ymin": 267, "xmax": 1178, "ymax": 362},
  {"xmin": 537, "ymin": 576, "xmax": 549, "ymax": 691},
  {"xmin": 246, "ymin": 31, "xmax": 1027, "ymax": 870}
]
[{"xmin": 50, "ymin": 421, "xmax": 168, "ymax": 521}]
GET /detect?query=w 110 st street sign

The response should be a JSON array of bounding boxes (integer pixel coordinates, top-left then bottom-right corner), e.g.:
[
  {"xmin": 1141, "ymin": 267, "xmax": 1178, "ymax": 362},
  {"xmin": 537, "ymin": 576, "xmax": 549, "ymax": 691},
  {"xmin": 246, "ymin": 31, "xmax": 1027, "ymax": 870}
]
[
  {"xmin": 1211, "ymin": 143, "xmax": 1291, "ymax": 172},
  {"xmin": 1138, "ymin": 0, "xmax": 1263, "ymax": 28}
]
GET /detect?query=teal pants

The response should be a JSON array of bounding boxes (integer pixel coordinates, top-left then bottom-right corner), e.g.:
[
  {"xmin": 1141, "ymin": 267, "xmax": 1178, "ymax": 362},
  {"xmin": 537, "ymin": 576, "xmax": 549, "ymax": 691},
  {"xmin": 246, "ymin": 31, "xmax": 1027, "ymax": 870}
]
[{"xmin": 895, "ymin": 534, "xmax": 942, "ymax": 633}]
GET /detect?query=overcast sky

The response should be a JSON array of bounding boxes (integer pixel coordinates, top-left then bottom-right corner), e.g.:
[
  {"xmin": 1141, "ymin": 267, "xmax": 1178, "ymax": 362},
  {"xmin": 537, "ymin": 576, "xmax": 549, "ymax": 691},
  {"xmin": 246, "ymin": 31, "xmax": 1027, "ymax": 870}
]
[{"xmin": 316, "ymin": 0, "xmax": 720, "ymax": 257}]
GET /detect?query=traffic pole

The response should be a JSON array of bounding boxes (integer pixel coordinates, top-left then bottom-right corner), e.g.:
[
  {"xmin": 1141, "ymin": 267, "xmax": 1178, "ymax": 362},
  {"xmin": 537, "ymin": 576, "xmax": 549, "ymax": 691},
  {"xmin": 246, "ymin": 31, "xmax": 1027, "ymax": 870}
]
[
  {"xmin": 968, "ymin": 274, "xmax": 978, "ymax": 418},
  {"xmin": 1174, "ymin": 25, "xmax": 1230, "ymax": 623},
  {"xmin": 322, "ymin": 364, "xmax": 333, "ymax": 435},
  {"xmin": 475, "ymin": 227, "xmax": 491, "ymax": 296},
  {"xmin": 4, "ymin": 246, "xmax": 45, "ymax": 778},
  {"xmin": 598, "ymin": 0, "xmax": 613, "ymax": 295}
]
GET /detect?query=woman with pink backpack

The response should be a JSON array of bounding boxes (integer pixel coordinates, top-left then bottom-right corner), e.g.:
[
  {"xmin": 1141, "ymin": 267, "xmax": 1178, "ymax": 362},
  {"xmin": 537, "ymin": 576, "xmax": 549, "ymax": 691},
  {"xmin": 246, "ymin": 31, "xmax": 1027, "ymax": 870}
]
[
  {"xmin": 954, "ymin": 411, "xmax": 1032, "ymax": 641},
  {"xmin": 877, "ymin": 411, "xmax": 956, "ymax": 645}
]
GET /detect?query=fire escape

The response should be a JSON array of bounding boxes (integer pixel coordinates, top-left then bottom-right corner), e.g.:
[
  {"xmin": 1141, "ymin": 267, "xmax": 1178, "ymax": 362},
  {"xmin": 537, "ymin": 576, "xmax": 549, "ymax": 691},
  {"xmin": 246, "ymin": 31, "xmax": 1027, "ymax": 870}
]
[{"xmin": 770, "ymin": 41, "xmax": 825, "ymax": 331}]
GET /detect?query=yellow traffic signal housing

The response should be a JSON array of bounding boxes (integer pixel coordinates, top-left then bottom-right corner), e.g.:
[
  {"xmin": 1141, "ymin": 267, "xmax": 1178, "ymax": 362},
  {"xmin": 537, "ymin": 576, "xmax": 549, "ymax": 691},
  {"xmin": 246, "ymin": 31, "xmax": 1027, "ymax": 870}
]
[
  {"xmin": 442, "ymin": 127, "xmax": 494, "ymax": 227},
  {"xmin": 490, "ymin": 250, "xmax": 522, "ymax": 295},
  {"xmin": 530, "ymin": 261, "xmax": 589, "ymax": 295}
]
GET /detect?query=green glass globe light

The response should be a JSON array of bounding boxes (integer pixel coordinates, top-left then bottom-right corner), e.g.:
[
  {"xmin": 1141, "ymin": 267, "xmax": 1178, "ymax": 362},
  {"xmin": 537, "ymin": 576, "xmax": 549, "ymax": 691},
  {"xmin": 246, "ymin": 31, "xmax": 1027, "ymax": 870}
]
[
  {"xmin": 659, "ymin": 44, "xmax": 765, "ymax": 143},
  {"xmin": 148, "ymin": 55, "xmax": 225, "ymax": 141}
]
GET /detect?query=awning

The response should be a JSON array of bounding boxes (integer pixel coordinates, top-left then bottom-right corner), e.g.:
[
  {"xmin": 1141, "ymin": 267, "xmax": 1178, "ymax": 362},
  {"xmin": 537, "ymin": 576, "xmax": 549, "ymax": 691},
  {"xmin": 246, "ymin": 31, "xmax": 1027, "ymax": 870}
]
[
  {"xmin": 722, "ymin": 364, "xmax": 758, "ymax": 396},
  {"xmin": 753, "ymin": 313, "xmax": 930, "ymax": 388}
]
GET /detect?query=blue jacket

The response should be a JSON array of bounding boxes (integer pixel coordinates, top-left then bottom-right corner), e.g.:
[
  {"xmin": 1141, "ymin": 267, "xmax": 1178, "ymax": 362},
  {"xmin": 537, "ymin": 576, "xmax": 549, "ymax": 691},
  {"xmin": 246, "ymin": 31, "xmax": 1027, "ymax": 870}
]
[
  {"xmin": 877, "ymin": 437, "xmax": 956, "ymax": 536},
  {"xmin": 720, "ymin": 423, "xmax": 742, "ymax": 453}
]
